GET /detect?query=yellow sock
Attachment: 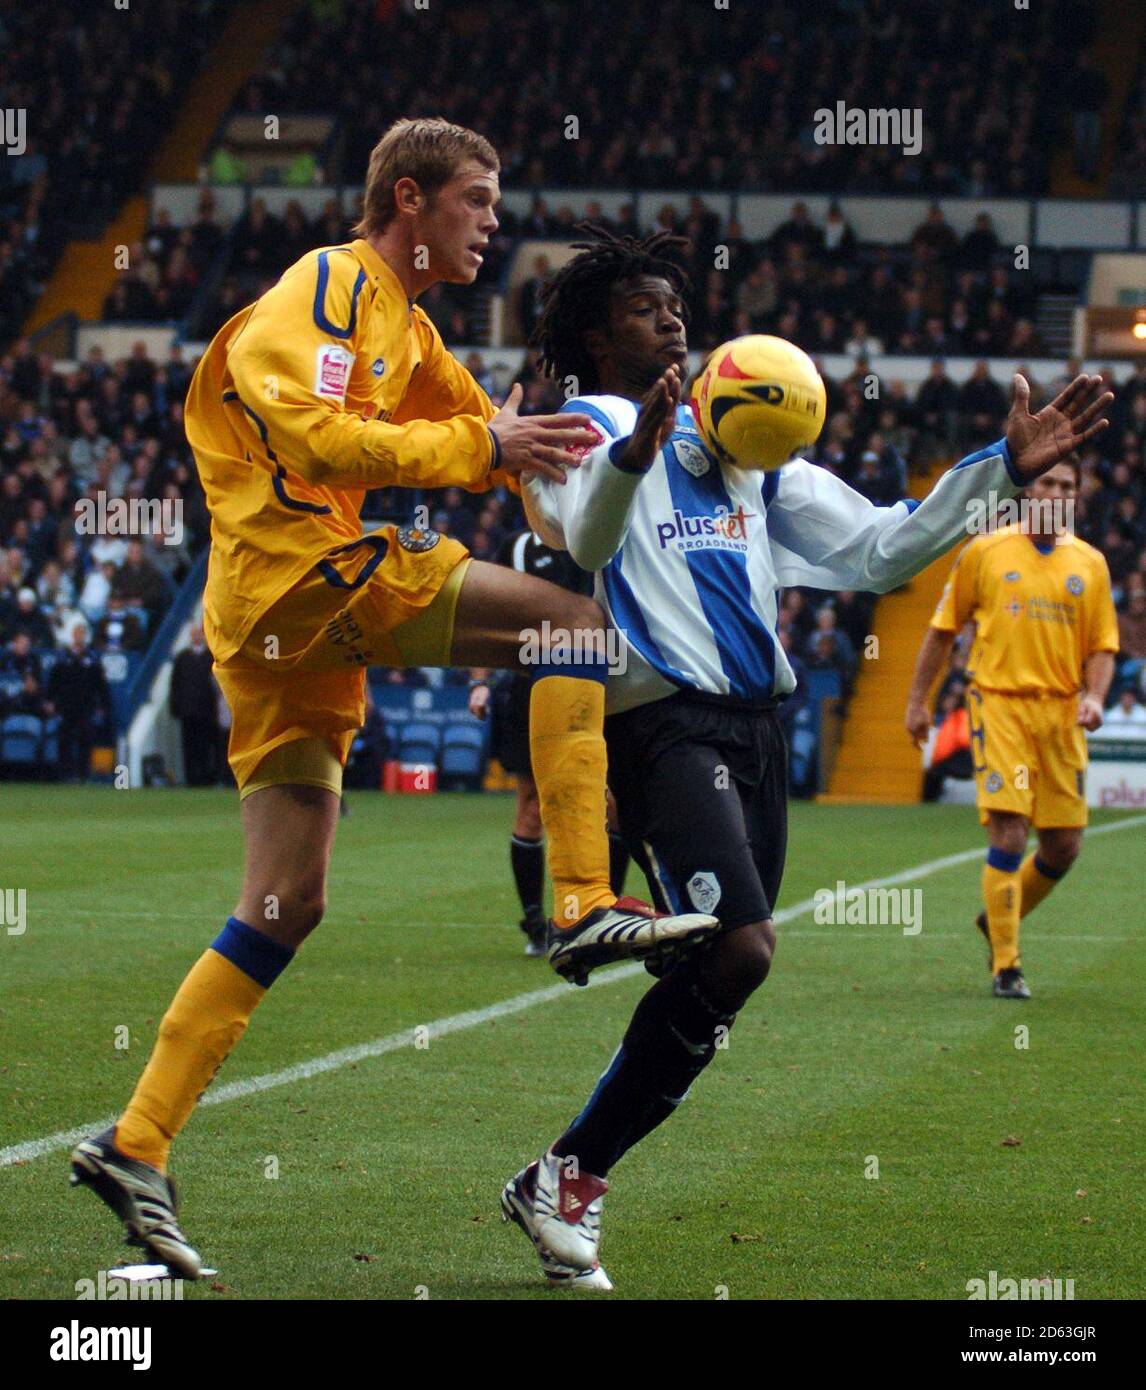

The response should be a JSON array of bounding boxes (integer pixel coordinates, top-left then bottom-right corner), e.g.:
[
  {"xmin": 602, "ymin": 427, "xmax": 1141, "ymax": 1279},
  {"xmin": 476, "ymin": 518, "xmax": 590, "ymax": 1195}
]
[
  {"xmin": 529, "ymin": 674, "xmax": 614, "ymax": 926},
  {"xmin": 982, "ymin": 850, "xmax": 1022, "ymax": 972},
  {"xmin": 1018, "ymin": 852, "xmax": 1063, "ymax": 919},
  {"xmin": 115, "ymin": 919, "xmax": 293, "ymax": 1170}
]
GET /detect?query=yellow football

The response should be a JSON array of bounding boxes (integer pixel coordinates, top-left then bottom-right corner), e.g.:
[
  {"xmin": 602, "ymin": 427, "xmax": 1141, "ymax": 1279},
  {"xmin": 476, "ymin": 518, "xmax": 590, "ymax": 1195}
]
[{"xmin": 690, "ymin": 334, "xmax": 827, "ymax": 471}]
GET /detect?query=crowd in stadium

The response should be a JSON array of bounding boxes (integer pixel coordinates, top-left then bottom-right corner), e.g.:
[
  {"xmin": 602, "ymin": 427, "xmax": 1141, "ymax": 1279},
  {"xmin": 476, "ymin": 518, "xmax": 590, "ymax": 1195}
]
[
  {"xmin": 3, "ymin": 0, "xmax": 1145, "ymax": 787},
  {"xmin": 174, "ymin": 191, "xmax": 1057, "ymax": 368},
  {"xmin": 0, "ymin": 0, "xmax": 230, "ymax": 343},
  {"xmin": 3, "ymin": 323, "xmax": 1146, "ymax": 782},
  {"xmin": 245, "ymin": 0, "xmax": 1088, "ymax": 196}
]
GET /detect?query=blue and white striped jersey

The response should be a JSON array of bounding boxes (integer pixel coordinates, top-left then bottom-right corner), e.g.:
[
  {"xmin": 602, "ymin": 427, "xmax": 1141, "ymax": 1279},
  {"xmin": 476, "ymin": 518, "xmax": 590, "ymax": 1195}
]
[{"xmin": 522, "ymin": 396, "xmax": 1022, "ymax": 716}]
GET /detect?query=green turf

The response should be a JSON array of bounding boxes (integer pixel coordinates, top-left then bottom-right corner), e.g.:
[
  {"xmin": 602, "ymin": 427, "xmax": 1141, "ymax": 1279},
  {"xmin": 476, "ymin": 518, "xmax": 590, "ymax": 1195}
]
[{"xmin": 1, "ymin": 787, "xmax": 1143, "ymax": 1299}]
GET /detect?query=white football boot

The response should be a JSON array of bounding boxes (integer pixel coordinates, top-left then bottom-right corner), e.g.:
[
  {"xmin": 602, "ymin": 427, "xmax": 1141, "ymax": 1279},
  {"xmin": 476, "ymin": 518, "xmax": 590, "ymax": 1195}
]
[
  {"xmin": 548, "ymin": 895, "xmax": 718, "ymax": 986},
  {"xmin": 70, "ymin": 1128, "xmax": 202, "ymax": 1278},
  {"xmin": 501, "ymin": 1152, "xmax": 611, "ymax": 1290}
]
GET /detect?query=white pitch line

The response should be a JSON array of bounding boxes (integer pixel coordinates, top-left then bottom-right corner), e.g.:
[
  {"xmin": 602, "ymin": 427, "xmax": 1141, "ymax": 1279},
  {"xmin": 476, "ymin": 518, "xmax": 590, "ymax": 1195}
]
[{"xmin": 3, "ymin": 812, "xmax": 1144, "ymax": 1169}]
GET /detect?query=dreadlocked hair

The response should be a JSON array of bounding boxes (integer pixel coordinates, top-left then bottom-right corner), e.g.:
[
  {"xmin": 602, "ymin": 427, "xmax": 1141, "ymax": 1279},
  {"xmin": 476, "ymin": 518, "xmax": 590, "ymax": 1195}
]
[{"xmin": 530, "ymin": 223, "xmax": 691, "ymax": 394}]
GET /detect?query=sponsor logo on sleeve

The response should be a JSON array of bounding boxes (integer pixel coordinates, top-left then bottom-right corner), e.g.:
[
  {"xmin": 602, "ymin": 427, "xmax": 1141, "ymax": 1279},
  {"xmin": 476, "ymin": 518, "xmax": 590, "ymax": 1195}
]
[
  {"xmin": 569, "ymin": 424, "xmax": 604, "ymax": 461},
  {"xmin": 315, "ymin": 345, "xmax": 354, "ymax": 401}
]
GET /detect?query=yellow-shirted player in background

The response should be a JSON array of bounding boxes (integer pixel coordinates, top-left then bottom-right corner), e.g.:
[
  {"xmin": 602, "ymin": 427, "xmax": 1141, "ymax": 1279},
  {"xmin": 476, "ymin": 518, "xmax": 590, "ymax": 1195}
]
[
  {"xmin": 907, "ymin": 455, "xmax": 1118, "ymax": 999},
  {"xmin": 69, "ymin": 118, "xmax": 717, "ymax": 1277}
]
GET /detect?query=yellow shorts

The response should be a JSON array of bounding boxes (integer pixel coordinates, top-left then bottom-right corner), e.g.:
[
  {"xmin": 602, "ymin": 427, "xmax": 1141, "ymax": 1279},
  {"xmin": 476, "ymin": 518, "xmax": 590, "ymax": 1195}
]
[
  {"xmin": 966, "ymin": 685, "xmax": 1088, "ymax": 829},
  {"xmin": 213, "ymin": 526, "xmax": 470, "ymax": 798}
]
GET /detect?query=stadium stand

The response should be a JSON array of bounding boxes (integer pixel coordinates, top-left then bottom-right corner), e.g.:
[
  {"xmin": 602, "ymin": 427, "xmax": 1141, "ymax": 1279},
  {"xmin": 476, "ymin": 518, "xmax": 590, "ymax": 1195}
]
[
  {"xmin": 0, "ymin": 0, "xmax": 233, "ymax": 342},
  {"xmin": 3, "ymin": 0, "xmax": 1146, "ymax": 794},
  {"xmin": 232, "ymin": 0, "xmax": 1090, "ymax": 196}
]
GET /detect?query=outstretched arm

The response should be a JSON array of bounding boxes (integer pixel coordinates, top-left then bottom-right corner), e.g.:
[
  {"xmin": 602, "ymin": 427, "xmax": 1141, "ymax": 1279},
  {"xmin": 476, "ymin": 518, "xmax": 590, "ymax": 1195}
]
[{"xmin": 767, "ymin": 373, "xmax": 1112, "ymax": 593}]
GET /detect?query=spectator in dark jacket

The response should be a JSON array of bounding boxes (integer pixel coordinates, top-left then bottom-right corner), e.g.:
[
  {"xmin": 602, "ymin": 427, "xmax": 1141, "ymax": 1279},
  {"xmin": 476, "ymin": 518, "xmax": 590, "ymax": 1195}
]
[
  {"xmin": 169, "ymin": 624, "xmax": 219, "ymax": 786},
  {"xmin": 46, "ymin": 624, "xmax": 110, "ymax": 781},
  {"xmin": 1, "ymin": 630, "xmax": 42, "ymax": 682},
  {"xmin": 95, "ymin": 598, "xmax": 146, "ymax": 653},
  {"xmin": 8, "ymin": 588, "xmax": 54, "ymax": 648},
  {"xmin": 112, "ymin": 539, "xmax": 170, "ymax": 631}
]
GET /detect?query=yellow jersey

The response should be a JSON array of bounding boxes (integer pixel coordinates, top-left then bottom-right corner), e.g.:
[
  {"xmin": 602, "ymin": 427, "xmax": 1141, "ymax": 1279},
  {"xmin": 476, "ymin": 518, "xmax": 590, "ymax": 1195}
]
[
  {"xmin": 930, "ymin": 525, "xmax": 1119, "ymax": 696},
  {"xmin": 185, "ymin": 237, "xmax": 503, "ymax": 661}
]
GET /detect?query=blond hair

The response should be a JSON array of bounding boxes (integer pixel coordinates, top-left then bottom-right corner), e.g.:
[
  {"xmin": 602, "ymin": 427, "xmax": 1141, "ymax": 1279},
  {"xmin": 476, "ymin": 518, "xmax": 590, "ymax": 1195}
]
[{"xmin": 352, "ymin": 117, "xmax": 499, "ymax": 238}]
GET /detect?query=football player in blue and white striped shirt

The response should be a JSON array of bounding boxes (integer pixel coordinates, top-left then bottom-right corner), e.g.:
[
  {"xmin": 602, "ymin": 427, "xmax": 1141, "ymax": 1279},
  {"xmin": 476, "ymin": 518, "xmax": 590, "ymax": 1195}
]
[{"xmin": 499, "ymin": 226, "xmax": 1113, "ymax": 1291}]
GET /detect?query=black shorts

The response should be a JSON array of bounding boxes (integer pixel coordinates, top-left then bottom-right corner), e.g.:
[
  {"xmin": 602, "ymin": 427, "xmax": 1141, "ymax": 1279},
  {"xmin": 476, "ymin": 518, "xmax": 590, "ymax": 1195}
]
[
  {"xmin": 605, "ymin": 689, "xmax": 788, "ymax": 931},
  {"xmin": 491, "ymin": 673, "xmax": 533, "ymax": 778}
]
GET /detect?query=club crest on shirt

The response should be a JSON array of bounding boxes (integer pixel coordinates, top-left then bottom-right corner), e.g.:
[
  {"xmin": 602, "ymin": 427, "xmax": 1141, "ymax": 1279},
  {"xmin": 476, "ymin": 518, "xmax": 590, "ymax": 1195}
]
[
  {"xmin": 671, "ymin": 437, "xmax": 710, "ymax": 477},
  {"xmin": 315, "ymin": 344, "xmax": 353, "ymax": 400},
  {"xmin": 396, "ymin": 525, "xmax": 440, "ymax": 553},
  {"xmin": 686, "ymin": 870, "xmax": 722, "ymax": 913},
  {"xmin": 371, "ymin": 357, "xmax": 385, "ymax": 376},
  {"xmin": 1066, "ymin": 574, "xmax": 1084, "ymax": 595},
  {"xmin": 985, "ymin": 771, "xmax": 1004, "ymax": 793}
]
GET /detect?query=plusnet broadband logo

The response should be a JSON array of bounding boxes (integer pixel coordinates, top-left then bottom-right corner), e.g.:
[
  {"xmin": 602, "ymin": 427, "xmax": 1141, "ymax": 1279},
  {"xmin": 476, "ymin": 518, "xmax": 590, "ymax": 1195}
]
[{"xmin": 656, "ymin": 503, "xmax": 755, "ymax": 554}]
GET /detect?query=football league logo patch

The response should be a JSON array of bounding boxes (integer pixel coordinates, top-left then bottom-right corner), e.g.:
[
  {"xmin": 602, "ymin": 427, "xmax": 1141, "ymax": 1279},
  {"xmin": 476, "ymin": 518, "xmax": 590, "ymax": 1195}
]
[
  {"xmin": 1067, "ymin": 574, "xmax": 1084, "ymax": 596},
  {"xmin": 1004, "ymin": 571, "xmax": 1021, "ymax": 582},
  {"xmin": 672, "ymin": 438, "xmax": 711, "ymax": 477},
  {"xmin": 985, "ymin": 772, "xmax": 1004, "ymax": 794},
  {"xmin": 686, "ymin": 871, "xmax": 722, "ymax": 913},
  {"xmin": 395, "ymin": 525, "xmax": 440, "ymax": 553},
  {"xmin": 568, "ymin": 424, "xmax": 604, "ymax": 461},
  {"xmin": 315, "ymin": 344, "xmax": 353, "ymax": 401}
]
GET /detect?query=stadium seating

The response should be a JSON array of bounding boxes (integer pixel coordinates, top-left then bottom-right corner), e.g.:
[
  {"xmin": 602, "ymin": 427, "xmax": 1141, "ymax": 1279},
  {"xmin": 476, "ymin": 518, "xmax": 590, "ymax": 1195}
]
[
  {"xmin": 0, "ymin": 714, "xmax": 43, "ymax": 774},
  {"xmin": 439, "ymin": 724, "xmax": 488, "ymax": 791},
  {"xmin": 397, "ymin": 721, "xmax": 442, "ymax": 769}
]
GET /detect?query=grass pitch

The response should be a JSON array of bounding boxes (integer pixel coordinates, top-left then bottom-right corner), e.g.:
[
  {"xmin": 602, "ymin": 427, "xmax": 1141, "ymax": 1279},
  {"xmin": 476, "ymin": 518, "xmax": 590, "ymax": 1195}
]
[{"xmin": 1, "ymin": 787, "xmax": 1143, "ymax": 1300}]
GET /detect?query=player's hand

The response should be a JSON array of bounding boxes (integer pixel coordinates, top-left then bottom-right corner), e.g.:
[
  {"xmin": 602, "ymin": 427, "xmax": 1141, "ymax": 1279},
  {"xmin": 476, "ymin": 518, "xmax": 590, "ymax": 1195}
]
[
  {"xmin": 488, "ymin": 384, "xmax": 600, "ymax": 485},
  {"xmin": 905, "ymin": 699, "xmax": 932, "ymax": 749},
  {"xmin": 1005, "ymin": 373, "xmax": 1113, "ymax": 482},
  {"xmin": 1077, "ymin": 694, "xmax": 1104, "ymax": 730},
  {"xmin": 468, "ymin": 682, "xmax": 490, "ymax": 720},
  {"xmin": 616, "ymin": 365, "xmax": 681, "ymax": 474}
]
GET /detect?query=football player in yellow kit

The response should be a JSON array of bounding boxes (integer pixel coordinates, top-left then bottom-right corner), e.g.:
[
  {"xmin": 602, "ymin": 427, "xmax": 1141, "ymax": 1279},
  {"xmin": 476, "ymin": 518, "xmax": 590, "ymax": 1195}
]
[
  {"xmin": 907, "ymin": 454, "xmax": 1119, "ymax": 998},
  {"xmin": 69, "ymin": 118, "xmax": 716, "ymax": 1277}
]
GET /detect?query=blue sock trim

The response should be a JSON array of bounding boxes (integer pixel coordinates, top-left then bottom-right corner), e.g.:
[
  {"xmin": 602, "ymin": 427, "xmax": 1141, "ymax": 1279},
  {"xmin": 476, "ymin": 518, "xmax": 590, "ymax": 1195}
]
[
  {"xmin": 211, "ymin": 916, "xmax": 295, "ymax": 989},
  {"xmin": 1033, "ymin": 854, "xmax": 1065, "ymax": 881},
  {"xmin": 987, "ymin": 847, "xmax": 1022, "ymax": 873},
  {"xmin": 531, "ymin": 661, "xmax": 608, "ymax": 686}
]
